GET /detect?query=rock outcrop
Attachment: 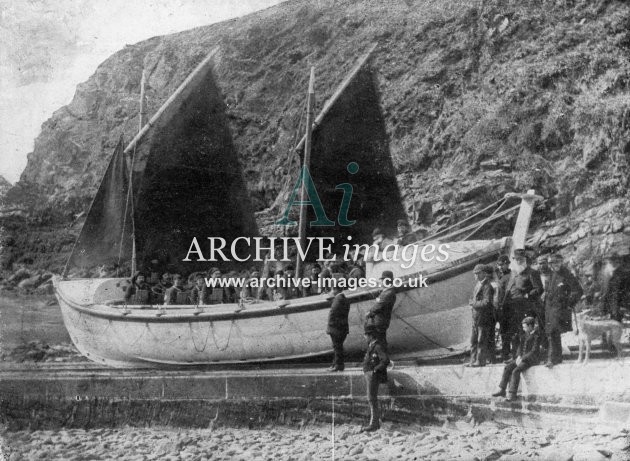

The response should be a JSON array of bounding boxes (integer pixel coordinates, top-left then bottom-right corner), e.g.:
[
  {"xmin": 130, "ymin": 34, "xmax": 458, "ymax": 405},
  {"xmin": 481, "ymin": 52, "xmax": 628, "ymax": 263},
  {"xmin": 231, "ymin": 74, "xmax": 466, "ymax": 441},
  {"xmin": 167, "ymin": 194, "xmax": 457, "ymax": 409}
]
[{"xmin": 1, "ymin": 0, "xmax": 629, "ymax": 278}]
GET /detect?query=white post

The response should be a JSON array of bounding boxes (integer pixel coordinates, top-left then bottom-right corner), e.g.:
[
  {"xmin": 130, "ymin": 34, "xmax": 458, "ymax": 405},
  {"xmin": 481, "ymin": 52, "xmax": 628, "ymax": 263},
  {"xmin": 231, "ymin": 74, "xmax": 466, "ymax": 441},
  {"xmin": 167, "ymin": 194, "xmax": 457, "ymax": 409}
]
[{"xmin": 508, "ymin": 189, "xmax": 543, "ymax": 256}]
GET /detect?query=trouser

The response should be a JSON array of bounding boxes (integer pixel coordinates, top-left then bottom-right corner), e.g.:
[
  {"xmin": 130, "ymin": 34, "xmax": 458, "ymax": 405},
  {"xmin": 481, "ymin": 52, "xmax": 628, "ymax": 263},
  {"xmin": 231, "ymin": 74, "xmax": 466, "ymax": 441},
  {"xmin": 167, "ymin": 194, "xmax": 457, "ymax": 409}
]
[
  {"xmin": 535, "ymin": 306, "xmax": 548, "ymax": 353},
  {"xmin": 329, "ymin": 333, "xmax": 347, "ymax": 369},
  {"xmin": 508, "ymin": 304, "xmax": 531, "ymax": 359},
  {"xmin": 499, "ymin": 361, "xmax": 531, "ymax": 395},
  {"xmin": 547, "ymin": 328, "xmax": 563, "ymax": 364},
  {"xmin": 364, "ymin": 372, "xmax": 381, "ymax": 427},
  {"xmin": 470, "ymin": 312, "xmax": 493, "ymax": 365}
]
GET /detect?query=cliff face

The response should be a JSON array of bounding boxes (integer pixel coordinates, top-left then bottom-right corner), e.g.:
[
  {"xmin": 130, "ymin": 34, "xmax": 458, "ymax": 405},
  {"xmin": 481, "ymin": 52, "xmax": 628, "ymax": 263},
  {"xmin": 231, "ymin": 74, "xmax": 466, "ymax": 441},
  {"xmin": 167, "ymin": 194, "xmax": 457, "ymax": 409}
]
[{"xmin": 2, "ymin": 0, "xmax": 630, "ymax": 275}]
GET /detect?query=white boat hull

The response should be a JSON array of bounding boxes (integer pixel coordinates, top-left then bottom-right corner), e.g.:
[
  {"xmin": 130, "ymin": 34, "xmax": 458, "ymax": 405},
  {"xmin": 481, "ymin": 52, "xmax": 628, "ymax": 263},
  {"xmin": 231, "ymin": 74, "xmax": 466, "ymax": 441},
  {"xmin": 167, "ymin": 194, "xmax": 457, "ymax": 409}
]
[{"xmin": 54, "ymin": 238, "xmax": 509, "ymax": 367}]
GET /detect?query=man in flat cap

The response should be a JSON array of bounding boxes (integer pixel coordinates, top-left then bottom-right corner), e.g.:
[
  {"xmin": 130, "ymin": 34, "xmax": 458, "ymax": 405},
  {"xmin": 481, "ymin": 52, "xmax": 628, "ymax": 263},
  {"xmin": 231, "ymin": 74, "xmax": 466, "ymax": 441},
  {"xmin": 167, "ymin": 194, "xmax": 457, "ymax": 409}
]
[
  {"xmin": 365, "ymin": 270, "xmax": 397, "ymax": 345},
  {"xmin": 492, "ymin": 316, "xmax": 541, "ymax": 401},
  {"xmin": 543, "ymin": 253, "xmax": 583, "ymax": 368},
  {"xmin": 467, "ymin": 264, "xmax": 495, "ymax": 367},
  {"xmin": 501, "ymin": 248, "xmax": 543, "ymax": 360}
]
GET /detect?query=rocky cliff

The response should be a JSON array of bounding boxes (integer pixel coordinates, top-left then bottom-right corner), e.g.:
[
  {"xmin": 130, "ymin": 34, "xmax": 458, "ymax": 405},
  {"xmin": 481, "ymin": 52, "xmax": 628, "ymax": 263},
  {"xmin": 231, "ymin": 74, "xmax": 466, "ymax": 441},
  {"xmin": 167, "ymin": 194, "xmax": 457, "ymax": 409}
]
[{"xmin": 1, "ymin": 0, "xmax": 629, "ymax": 280}]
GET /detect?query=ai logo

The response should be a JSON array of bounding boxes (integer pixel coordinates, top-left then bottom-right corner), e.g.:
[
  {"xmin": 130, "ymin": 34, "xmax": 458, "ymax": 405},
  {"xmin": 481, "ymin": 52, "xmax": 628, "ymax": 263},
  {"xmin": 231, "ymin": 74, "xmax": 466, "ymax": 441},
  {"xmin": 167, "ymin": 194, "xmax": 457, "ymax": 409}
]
[{"xmin": 276, "ymin": 162, "xmax": 359, "ymax": 227}]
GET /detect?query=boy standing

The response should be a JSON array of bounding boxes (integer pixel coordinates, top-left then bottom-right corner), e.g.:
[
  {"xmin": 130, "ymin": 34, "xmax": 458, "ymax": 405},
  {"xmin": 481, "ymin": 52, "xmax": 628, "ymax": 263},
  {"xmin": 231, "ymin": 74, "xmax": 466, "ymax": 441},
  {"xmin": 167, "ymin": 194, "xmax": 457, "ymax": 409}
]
[{"xmin": 361, "ymin": 324, "xmax": 390, "ymax": 432}]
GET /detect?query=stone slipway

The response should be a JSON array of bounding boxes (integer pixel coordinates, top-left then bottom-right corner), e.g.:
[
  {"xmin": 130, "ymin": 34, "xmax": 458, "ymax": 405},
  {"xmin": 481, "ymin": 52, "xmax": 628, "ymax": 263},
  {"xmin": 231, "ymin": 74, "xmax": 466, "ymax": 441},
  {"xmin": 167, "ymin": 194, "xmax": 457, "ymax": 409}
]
[{"xmin": 1, "ymin": 358, "xmax": 629, "ymax": 431}]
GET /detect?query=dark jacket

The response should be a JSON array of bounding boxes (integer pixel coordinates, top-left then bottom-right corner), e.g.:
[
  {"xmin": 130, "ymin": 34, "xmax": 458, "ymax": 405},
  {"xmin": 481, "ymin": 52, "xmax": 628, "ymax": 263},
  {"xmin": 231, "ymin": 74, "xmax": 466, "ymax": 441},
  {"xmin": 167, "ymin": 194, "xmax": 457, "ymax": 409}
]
[
  {"xmin": 603, "ymin": 267, "xmax": 630, "ymax": 322},
  {"xmin": 545, "ymin": 266, "xmax": 583, "ymax": 332},
  {"xmin": 367, "ymin": 287, "xmax": 397, "ymax": 330},
  {"xmin": 397, "ymin": 232, "xmax": 419, "ymax": 246},
  {"xmin": 327, "ymin": 292, "xmax": 350, "ymax": 337},
  {"xmin": 471, "ymin": 279, "xmax": 494, "ymax": 315},
  {"xmin": 362, "ymin": 339, "xmax": 389, "ymax": 383},
  {"xmin": 516, "ymin": 327, "xmax": 541, "ymax": 365},
  {"xmin": 125, "ymin": 282, "xmax": 151, "ymax": 304},
  {"xmin": 504, "ymin": 267, "xmax": 543, "ymax": 302},
  {"xmin": 165, "ymin": 285, "xmax": 189, "ymax": 305},
  {"xmin": 190, "ymin": 285, "xmax": 212, "ymax": 305}
]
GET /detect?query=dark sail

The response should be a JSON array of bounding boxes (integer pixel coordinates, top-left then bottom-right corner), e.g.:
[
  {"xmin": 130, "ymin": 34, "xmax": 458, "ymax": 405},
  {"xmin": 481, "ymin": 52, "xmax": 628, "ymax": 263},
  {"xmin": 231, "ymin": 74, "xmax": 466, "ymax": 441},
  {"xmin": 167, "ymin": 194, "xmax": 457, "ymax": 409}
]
[
  {"xmin": 301, "ymin": 67, "xmax": 406, "ymax": 249},
  {"xmin": 66, "ymin": 136, "xmax": 133, "ymax": 273},
  {"xmin": 131, "ymin": 62, "xmax": 259, "ymax": 274}
]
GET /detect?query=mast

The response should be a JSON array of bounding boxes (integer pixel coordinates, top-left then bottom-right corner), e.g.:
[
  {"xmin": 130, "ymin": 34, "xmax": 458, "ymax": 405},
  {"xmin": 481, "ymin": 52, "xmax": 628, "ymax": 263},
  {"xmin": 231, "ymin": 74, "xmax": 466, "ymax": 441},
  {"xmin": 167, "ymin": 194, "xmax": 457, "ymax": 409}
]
[
  {"xmin": 296, "ymin": 67, "xmax": 316, "ymax": 279},
  {"xmin": 130, "ymin": 70, "xmax": 147, "ymax": 275},
  {"xmin": 139, "ymin": 70, "xmax": 147, "ymax": 130}
]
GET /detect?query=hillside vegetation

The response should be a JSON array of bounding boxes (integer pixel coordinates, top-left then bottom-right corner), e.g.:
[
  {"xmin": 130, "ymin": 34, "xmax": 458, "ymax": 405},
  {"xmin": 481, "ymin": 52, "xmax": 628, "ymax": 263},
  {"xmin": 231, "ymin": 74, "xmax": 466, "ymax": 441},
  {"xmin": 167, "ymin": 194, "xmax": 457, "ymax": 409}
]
[{"xmin": 1, "ymin": 0, "xmax": 629, "ymax": 278}]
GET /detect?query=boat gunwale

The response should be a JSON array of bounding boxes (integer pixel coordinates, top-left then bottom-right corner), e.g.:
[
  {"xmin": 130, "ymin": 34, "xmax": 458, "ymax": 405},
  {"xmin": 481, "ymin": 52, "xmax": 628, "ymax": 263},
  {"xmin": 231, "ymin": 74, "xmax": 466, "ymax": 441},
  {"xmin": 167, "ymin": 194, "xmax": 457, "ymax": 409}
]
[{"xmin": 54, "ymin": 239, "xmax": 507, "ymax": 323}]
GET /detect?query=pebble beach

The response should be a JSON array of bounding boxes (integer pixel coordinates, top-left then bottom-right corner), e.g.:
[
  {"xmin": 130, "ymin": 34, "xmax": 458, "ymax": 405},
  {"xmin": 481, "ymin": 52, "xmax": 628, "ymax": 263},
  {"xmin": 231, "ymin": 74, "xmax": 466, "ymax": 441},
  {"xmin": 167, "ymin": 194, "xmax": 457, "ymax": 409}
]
[{"xmin": 2, "ymin": 422, "xmax": 629, "ymax": 461}]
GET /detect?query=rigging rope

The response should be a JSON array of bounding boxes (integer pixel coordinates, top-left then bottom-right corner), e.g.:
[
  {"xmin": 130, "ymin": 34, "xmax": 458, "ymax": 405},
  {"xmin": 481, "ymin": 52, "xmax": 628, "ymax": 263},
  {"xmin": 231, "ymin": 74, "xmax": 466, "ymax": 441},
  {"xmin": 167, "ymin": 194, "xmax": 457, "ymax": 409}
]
[
  {"xmin": 426, "ymin": 196, "xmax": 509, "ymax": 241},
  {"xmin": 431, "ymin": 204, "xmax": 520, "ymax": 242},
  {"xmin": 462, "ymin": 196, "xmax": 509, "ymax": 241},
  {"xmin": 396, "ymin": 291, "xmax": 457, "ymax": 352}
]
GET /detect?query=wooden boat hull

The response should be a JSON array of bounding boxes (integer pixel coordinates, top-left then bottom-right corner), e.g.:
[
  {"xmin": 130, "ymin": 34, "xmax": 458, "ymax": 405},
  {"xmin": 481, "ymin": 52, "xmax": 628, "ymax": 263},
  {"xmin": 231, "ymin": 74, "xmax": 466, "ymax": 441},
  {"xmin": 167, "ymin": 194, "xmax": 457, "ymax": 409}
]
[{"xmin": 54, "ymin": 238, "xmax": 509, "ymax": 367}]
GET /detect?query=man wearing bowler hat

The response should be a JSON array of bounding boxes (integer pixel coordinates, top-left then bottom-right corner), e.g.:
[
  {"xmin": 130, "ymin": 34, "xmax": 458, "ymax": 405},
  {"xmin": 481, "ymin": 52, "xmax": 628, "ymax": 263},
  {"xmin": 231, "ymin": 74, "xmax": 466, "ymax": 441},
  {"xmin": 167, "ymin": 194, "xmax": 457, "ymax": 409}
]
[
  {"xmin": 365, "ymin": 270, "xmax": 397, "ymax": 344},
  {"xmin": 502, "ymin": 248, "xmax": 543, "ymax": 360}
]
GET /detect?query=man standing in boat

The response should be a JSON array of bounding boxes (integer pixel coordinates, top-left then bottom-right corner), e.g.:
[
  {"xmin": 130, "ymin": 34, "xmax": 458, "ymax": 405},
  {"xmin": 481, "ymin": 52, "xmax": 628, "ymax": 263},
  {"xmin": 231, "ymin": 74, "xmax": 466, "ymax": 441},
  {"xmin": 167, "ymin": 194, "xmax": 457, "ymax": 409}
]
[
  {"xmin": 326, "ymin": 282, "xmax": 350, "ymax": 372},
  {"xmin": 366, "ymin": 270, "xmax": 397, "ymax": 345},
  {"xmin": 467, "ymin": 264, "xmax": 495, "ymax": 367},
  {"xmin": 164, "ymin": 274, "xmax": 189, "ymax": 305},
  {"xmin": 190, "ymin": 274, "xmax": 211, "ymax": 305},
  {"xmin": 395, "ymin": 220, "xmax": 418, "ymax": 246},
  {"xmin": 502, "ymin": 249, "xmax": 543, "ymax": 360},
  {"xmin": 124, "ymin": 272, "xmax": 151, "ymax": 305}
]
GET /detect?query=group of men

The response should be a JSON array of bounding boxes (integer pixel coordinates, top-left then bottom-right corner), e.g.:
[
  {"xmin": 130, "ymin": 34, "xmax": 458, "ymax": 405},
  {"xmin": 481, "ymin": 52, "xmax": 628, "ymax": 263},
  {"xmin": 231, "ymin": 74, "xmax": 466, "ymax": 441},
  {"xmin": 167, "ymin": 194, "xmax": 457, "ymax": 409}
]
[
  {"xmin": 467, "ymin": 248, "xmax": 585, "ymax": 369},
  {"xmin": 466, "ymin": 249, "xmax": 628, "ymax": 401},
  {"xmin": 326, "ymin": 269, "xmax": 397, "ymax": 432},
  {"xmin": 124, "ymin": 267, "xmax": 236, "ymax": 306}
]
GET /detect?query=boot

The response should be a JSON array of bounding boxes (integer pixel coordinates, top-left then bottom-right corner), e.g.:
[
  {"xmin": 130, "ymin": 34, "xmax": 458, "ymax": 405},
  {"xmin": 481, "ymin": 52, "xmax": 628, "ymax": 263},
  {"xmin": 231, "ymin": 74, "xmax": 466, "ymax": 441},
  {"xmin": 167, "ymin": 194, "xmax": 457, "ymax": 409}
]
[
  {"xmin": 360, "ymin": 401, "xmax": 380, "ymax": 432},
  {"xmin": 492, "ymin": 389, "xmax": 506, "ymax": 397}
]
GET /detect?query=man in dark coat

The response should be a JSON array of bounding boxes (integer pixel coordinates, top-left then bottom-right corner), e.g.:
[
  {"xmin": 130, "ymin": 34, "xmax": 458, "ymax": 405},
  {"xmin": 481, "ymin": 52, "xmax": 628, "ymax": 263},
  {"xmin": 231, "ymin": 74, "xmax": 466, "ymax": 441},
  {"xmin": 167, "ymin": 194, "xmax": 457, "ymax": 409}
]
[
  {"xmin": 361, "ymin": 324, "xmax": 390, "ymax": 432},
  {"xmin": 502, "ymin": 249, "xmax": 543, "ymax": 360},
  {"xmin": 365, "ymin": 270, "xmax": 397, "ymax": 345},
  {"xmin": 494, "ymin": 254, "xmax": 512, "ymax": 361},
  {"xmin": 467, "ymin": 264, "xmax": 495, "ymax": 367},
  {"xmin": 492, "ymin": 316, "xmax": 541, "ymax": 401},
  {"xmin": 544, "ymin": 254, "xmax": 583, "ymax": 367},
  {"xmin": 602, "ymin": 253, "xmax": 629, "ymax": 323},
  {"xmin": 326, "ymin": 284, "xmax": 351, "ymax": 371}
]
